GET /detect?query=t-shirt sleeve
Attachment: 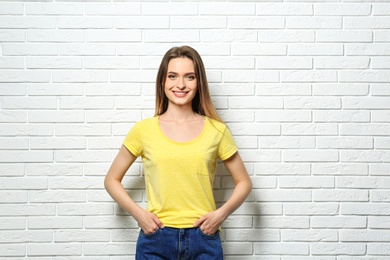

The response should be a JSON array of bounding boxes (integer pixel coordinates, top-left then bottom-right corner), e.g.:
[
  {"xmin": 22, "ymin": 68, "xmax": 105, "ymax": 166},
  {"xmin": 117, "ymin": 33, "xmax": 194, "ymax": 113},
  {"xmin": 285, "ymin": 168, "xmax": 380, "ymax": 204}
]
[
  {"xmin": 218, "ymin": 127, "xmax": 238, "ymax": 161},
  {"xmin": 123, "ymin": 122, "xmax": 143, "ymax": 157}
]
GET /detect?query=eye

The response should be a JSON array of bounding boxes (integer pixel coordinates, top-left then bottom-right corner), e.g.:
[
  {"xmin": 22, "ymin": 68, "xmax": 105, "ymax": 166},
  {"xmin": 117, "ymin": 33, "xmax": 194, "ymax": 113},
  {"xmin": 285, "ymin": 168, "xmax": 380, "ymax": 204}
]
[
  {"xmin": 186, "ymin": 75, "xmax": 196, "ymax": 80},
  {"xmin": 167, "ymin": 74, "xmax": 177, "ymax": 79}
]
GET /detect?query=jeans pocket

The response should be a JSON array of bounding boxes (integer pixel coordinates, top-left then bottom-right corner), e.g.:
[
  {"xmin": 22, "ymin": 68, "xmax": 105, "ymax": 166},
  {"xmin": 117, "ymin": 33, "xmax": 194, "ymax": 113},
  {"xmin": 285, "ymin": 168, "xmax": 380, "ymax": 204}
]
[
  {"xmin": 198, "ymin": 227, "xmax": 219, "ymax": 239},
  {"xmin": 140, "ymin": 228, "xmax": 161, "ymax": 238}
]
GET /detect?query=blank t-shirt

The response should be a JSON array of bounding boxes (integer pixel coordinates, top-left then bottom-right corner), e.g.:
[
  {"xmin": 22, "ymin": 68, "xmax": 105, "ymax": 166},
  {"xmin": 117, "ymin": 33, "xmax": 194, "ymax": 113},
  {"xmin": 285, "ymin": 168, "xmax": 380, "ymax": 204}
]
[{"xmin": 123, "ymin": 116, "xmax": 237, "ymax": 228}]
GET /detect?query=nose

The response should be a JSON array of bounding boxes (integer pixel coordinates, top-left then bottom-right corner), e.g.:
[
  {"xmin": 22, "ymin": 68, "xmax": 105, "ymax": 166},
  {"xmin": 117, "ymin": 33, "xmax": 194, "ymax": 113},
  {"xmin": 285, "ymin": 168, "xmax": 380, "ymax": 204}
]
[{"xmin": 177, "ymin": 77, "xmax": 186, "ymax": 89}]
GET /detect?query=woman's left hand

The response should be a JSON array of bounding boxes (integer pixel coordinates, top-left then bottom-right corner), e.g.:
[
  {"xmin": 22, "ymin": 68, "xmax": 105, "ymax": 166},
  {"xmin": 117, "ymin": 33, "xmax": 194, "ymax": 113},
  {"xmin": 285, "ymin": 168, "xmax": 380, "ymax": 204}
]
[{"xmin": 193, "ymin": 209, "xmax": 227, "ymax": 235}]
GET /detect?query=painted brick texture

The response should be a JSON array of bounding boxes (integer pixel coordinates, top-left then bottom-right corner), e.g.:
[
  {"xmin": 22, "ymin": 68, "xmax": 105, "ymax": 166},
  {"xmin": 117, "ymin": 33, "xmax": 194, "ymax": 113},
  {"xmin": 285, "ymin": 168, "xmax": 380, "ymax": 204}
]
[{"xmin": 0, "ymin": 1, "xmax": 390, "ymax": 259}]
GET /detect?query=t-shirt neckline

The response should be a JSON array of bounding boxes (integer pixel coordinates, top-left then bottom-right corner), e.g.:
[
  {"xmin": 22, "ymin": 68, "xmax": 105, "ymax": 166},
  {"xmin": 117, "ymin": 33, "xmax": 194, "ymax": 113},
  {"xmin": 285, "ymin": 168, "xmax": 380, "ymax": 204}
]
[{"xmin": 155, "ymin": 116, "xmax": 208, "ymax": 145}]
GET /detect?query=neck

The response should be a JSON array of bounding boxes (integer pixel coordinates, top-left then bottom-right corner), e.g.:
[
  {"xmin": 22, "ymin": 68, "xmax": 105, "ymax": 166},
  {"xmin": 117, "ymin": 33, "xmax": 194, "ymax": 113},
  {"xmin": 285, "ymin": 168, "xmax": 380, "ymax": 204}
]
[{"xmin": 160, "ymin": 104, "xmax": 199, "ymax": 122}]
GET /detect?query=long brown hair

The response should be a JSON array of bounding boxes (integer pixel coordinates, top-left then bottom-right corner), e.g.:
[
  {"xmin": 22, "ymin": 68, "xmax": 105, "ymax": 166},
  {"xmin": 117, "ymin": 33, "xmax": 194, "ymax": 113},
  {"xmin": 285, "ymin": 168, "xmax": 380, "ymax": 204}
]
[{"xmin": 155, "ymin": 46, "xmax": 223, "ymax": 123}]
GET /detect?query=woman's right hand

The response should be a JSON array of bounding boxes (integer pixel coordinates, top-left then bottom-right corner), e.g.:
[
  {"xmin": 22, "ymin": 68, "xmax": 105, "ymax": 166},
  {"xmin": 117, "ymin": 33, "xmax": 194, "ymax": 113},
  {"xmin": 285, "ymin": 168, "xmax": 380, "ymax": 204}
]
[{"xmin": 136, "ymin": 209, "xmax": 164, "ymax": 234}]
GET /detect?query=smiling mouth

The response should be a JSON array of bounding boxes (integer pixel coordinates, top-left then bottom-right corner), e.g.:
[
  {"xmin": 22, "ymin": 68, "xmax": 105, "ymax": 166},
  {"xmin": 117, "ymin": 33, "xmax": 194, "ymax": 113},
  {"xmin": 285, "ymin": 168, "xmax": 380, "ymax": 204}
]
[{"xmin": 173, "ymin": 91, "xmax": 189, "ymax": 97}]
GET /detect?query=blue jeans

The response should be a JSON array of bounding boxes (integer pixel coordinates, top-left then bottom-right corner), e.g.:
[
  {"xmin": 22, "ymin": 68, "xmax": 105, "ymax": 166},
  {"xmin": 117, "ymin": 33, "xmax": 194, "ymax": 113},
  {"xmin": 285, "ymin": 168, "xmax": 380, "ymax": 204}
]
[{"xmin": 135, "ymin": 227, "xmax": 223, "ymax": 260}]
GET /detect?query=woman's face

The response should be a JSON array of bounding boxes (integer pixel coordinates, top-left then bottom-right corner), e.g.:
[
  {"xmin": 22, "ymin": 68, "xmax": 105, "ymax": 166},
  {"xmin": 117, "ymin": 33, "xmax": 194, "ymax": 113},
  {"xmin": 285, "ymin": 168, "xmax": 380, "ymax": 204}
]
[{"xmin": 164, "ymin": 57, "xmax": 198, "ymax": 108}]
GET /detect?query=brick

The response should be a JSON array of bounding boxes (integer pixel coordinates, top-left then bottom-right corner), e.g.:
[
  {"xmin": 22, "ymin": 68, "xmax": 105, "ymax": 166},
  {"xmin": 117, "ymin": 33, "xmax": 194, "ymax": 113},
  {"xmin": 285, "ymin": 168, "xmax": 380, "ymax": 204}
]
[
  {"xmin": 26, "ymin": 3, "xmax": 84, "ymax": 15},
  {"xmin": 345, "ymin": 17, "xmax": 390, "ymax": 29},
  {"xmin": 340, "ymin": 71, "xmax": 390, "ymax": 83},
  {"xmin": 287, "ymin": 17, "xmax": 342, "ymax": 29},
  {"xmin": 0, "ymin": 30, "xmax": 25, "ymax": 42},
  {"xmin": 0, "ymin": 70, "xmax": 51, "ymax": 83},
  {"xmin": 85, "ymin": 3, "xmax": 140, "ymax": 15},
  {"xmin": 341, "ymin": 203, "xmax": 390, "ymax": 215},
  {"xmin": 285, "ymin": 97, "xmax": 340, "ymax": 109},
  {"xmin": 53, "ymin": 70, "xmax": 108, "ymax": 83},
  {"xmin": 86, "ymin": 30, "xmax": 141, "ymax": 42},
  {"xmin": 0, "ymin": 177, "xmax": 48, "ymax": 190},
  {"xmin": 59, "ymin": 17, "xmax": 113, "ymax": 29},
  {"xmin": 230, "ymin": 97, "xmax": 283, "ymax": 109},
  {"xmin": 29, "ymin": 111, "xmax": 85, "ymax": 123},
  {"xmin": 311, "ymin": 243, "xmax": 366, "ymax": 255},
  {"xmin": 254, "ymin": 216, "xmax": 309, "ymax": 229},
  {"xmin": 0, "ymin": 57, "xmax": 24, "ymax": 69},
  {"xmin": 0, "ymin": 218, "xmax": 26, "ymax": 230},
  {"xmin": 289, "ymin": 43, "xmax": 343, "ymax": 56},
  {"xmin": 55, "ymin": 151, "xmax": 112, "ymax": 163},
  {"xmin": 284, "ymin": 203, "xmax": 339, "ymax": 215},
  {"xmin": 313, "ymin": 190, "xmax": 369, "ymax": 202},
  {"xmin": 0, "ymin": 191, "xmax": 28, "ymax": 203},
  {"xmin": 367, "ymin": 243, "xmax": 390, "ymax": 255},
  {"xmin": 232, "ymin": 43, "xmax": 286, "ymax": 55},
  {"xmin": 27, "ymin": 57, "xmax": 82, "ymax": 69},
  {"xmin": 316, "ymin": 137, "xmax": 373, "ymax": 149},
  {"xmin": 315, "ymin": 57, "xmax": 370, "ymax": 69},
  {"xmin": 2, "ymin": 97, "xmax": 57, "ymax": 109},
  {"xmin": 86, "ymin": 110, "xmax": 141, "ymax": 123},
  {"xmin": 312, "ymin": 163, "xmax": 368, "ymax": 176},
  {"xmin": 201, "ymin": 30, "xmax": 257, "ymax": 42},
  {"xmin": 0, "ymin": 3, "xmax": 23, "ymax": 14},
  {"xmin": 55, "ymin": 230, "xmax": 110, "ymax": 242},
  {"xmin": 337, "ymin": 177, "xmax": 390, "ymax": 189},
  {"xmin": 0, "ymin": 123, "xmax": 53, "ymax": 136},
  {"xmin": 346, "ymin": 43, "xmax": 390, "ymax": 56},
  {"xmin": 30, "ymin": 191, "xmax": 86, "ymax": 203},
  {"xmin": 26, "ymin": 163, "xmax": 82, "ymax": 176},
  {"xmin": 84, "ymin": 216, "xmax": 138, "ymax": 229},
  {"xmin": 256, "ymin": 3, "xmax": 312, "ymax": 15},
  {"xmin": 341, "ymin": 124, "xmax": 390, "ymax": 136},
  {"xmin": 3, "ymin": 43, "xmax": 57, "ymax": 55},
  {"xmin": 0, "ymin": 164, "xmax": 24, "ymax": 177},
  {"xmin": 58, "ymin": 43, "xmax": 115, "ymax": 56},
  {"xmin": 314, "ymin": 4, "xmax": 371, "ymax": 15},
  {"xmin": 256, "ymin": 57, "xmax": 312, "ymax": 69},
  {"xmin": 258, "ymin": 30, "xmax": 315, "ymax": 43},
  {"xmin": 116, "ymin": 16, "xmax": 168, "ymax": 29},
  {"xmin": 281, "ymin": 70, "xmax": 337, "ymax": 83},
  {"xmin": 259, "ymin": 137, "xmax": 314, "ymax": 149},
  {"xmin": 28, "ymin": 84, "xmax": 84, "ymax": 96},
  {"xmin": 226, "ymin": 229, "xmax": 280, "ymax": 242},
  {"xmin": 0, "ymin": 231, "xmax": 52, "ymax": 243},
  {"xmin": 374, "ymin": 30, "xmax": 390, "ymax": 42},
  {"xmin": 279, "ymin": 176, "xmax": 334, "ymax": 188},
  {"xmin": 282, "ymin": 230, "xmax": 338, "ymax": 242},
  {"xmin": 313, "ymin": 84, "xmax": 369, "ymax": 96},
  {"xmin": 83, "ymin": 242, "xmax": 135, "ymax": 256},
  {"xmin": 372, "ymin": 57, "xmax": 390, "ymax": 69},
  {"xmin": 0, "ymin": 151, "xmax": 53, "ymax": 163},
  {"xmin": 314, "ymin": 111, "xmax": 370, "ymax": 123},
  {"xmin": 28, "ymin": 217, "xmax": 83, "ymax": 229},
  {"xmin": 341, "ymin": 150, "xmax": 390, "ymax": 163},
  {"xmin": 256, "ymin": 83, "xmax": 311, "ymax": 96},
  {"xmin": 203, "ymin": 56, "xmax": 254, "ymax": 69},
  {"xmin": 229, "ymin": 17, "xmax": 284, "ymax": 29},
  {"xmin": 369, "ymin": 163, "xmax": 390, "ymax": 176},
  {"xmin": 254, "ymin": 242, "xmax": 309, "ymax": 255},
  {"xmin": 0, "ymin": 111, "xmax": 27, "ymax": 123},
  {"xmin": 371, "ymin": 190, "xmax": 390, "ymax": 202},
  {"xmin": 255, "ymin": 189, "xmax": 311, "ymax": 202},
  {"xmin": 142, "ymin": 3, "xmax": 196, "ymax": 15},
  {"xmin": 85, "ymin": 83, "xmax": 141, "ymax": 96},
  {"xmin": 282, "ymin": 123, "xmax": 338, "ymax": 136},
  {"xmin": 375, "ymin": 137, "xmax": 390, "ymax": 149},
  {"xmin": 255, "ymin": 163, "xmax": 310, "ymax": 176},
  {"xmin": 0, "ymin": 17, "xmax": 56, "ymax": 29},
  {"xmin": 27, "ymin": 243, "xmax": 82, "ymax": 256},
  {"xmin": 311, "ymin": 216, "xmax": 367, "ymax": 229},
  {"xmin": 0, "ymin": 204, "xmax": 55, "ymax": 216},
  {"xmin": 0, "ymin": 244, "xmax": 25, "ymax": 257},
  {"xmin": 58, "ymin": 204, "xmax": 113, "ymax": 216},
  {"xmin": 224, "ymin": 70, "xmax": 279, "ymax": 83},
  {"xmin": 223, "ymin": 243, "xmax": 254, "ymax": 256}
]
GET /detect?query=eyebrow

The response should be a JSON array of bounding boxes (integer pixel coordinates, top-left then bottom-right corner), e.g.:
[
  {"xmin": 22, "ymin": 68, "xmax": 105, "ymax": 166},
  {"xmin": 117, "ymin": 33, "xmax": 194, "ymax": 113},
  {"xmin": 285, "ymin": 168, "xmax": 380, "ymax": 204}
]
[{"xmin": 167, "ymin": 71, "xmax": 195, "ymax": 75}]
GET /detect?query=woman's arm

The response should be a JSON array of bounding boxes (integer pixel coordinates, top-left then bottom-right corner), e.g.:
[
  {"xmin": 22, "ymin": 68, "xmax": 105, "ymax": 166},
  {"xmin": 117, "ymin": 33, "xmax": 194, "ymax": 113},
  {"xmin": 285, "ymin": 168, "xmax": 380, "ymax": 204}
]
[
  {"xmin": 193, "ymin": 152, "xmax": 252, "ymax": 234},
  {"xmin": 104, "ymin": 145, "xmax": 164, "ymax": 234}
]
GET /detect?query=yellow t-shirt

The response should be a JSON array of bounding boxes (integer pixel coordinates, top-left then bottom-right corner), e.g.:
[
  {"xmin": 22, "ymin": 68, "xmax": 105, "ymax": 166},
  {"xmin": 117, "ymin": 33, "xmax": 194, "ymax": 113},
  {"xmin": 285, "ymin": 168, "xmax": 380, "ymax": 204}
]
[{"xmin": 123, "ymin": 116, "xmax": 238, "ymax": 228}]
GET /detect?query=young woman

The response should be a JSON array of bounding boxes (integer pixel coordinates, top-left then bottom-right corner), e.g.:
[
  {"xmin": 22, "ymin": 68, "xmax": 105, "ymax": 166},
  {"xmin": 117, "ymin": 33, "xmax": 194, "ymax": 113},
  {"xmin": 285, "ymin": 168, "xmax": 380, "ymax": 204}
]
[{"xmin": 104, "ymin": 46, "xmax": 252, "ymax": 259}]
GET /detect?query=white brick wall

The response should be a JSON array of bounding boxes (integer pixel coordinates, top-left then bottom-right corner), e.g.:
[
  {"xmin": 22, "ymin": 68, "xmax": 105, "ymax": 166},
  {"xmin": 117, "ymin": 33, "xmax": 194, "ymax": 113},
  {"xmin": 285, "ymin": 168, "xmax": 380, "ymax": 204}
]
[{"xmin": 0, "ymin": 1, "xmax": 389, "ymax": 258}]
